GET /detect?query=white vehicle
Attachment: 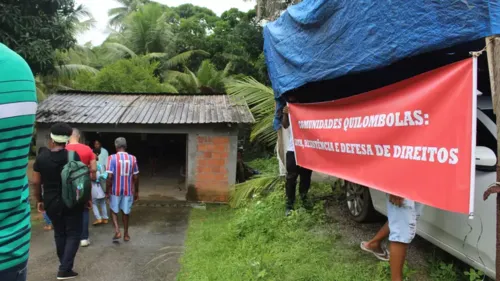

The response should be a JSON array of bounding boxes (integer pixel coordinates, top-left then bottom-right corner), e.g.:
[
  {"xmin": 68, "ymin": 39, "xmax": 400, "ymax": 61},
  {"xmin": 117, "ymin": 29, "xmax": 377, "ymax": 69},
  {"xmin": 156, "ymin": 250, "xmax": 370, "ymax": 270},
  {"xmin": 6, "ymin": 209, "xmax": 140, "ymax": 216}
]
[{"xmin": 345, "ymin": 96, "xmax": 497, "ymax": 279}]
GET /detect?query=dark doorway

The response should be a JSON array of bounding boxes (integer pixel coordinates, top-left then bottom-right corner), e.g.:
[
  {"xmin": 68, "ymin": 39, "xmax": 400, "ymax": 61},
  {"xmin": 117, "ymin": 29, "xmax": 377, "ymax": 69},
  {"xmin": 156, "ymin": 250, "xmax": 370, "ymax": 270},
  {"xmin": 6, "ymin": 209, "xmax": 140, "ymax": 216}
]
[{"xmin": 84, "ymin": 132, "xmax": 188, "ymax": 201}]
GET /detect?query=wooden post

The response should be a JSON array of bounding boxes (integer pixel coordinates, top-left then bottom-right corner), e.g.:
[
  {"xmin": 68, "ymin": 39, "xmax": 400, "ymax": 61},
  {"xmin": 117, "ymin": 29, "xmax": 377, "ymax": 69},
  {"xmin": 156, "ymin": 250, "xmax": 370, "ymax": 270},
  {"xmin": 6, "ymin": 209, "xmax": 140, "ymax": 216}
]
[{"xmin": 485, "ymin": 36, "xmax": 500, "ymax": 281}]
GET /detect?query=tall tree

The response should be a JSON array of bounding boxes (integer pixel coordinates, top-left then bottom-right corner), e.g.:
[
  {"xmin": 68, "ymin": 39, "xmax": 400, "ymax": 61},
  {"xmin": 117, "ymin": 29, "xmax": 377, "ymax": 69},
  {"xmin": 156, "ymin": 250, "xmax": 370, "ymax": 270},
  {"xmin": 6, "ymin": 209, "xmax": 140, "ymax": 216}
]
[
  {"xmin": 0, "ymin": 0, "xmax": 79, "ymax": 74},
  {"xmin": 108, "ymin": 0, "xmax": 150, "ymax": 27}
]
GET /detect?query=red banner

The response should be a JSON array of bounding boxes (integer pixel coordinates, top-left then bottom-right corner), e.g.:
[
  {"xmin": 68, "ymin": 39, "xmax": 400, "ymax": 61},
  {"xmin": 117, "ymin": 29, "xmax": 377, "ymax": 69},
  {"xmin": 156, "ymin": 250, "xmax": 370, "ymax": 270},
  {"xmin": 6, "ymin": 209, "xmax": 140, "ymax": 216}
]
[{"xmin": 289, "ymin": 59, "xmax": 476, "ymax": 214}]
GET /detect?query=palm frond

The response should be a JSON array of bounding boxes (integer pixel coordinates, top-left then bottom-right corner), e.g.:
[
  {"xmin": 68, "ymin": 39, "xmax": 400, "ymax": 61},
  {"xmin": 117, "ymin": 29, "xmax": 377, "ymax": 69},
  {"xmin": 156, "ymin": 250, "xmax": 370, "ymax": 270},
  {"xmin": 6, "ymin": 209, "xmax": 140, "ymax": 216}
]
[
  {"xmin": 229, "ymin": 175, "xmax": 283, "ymax": 208},
  {"xmin": 54, "ymin": 64, "xmax": 99, "ymax": 79},
  {"xmin": 226, "ymin": 77, "xmax": 276, "ymax": 147},
  {"xmin": 222, "ymin": 61, "xmax": 233, "ymax": 78},
  {"xmin": 250, "ymin": 114, "xmax": 277, "ymax": 147},
  {"xmin": 145, "ymin": 52, "xmax": 168, "ymax": 59},
  {"xmin": 103, "ymin": 42, "xmax": 137, "ymax": 60},
  {"xmin": 163, "ymin": 50, "xmax": 210, "ymax": 69},
  {"xmin": 160, "ymin": 83, "xmax": 178, "ymax": 93}
]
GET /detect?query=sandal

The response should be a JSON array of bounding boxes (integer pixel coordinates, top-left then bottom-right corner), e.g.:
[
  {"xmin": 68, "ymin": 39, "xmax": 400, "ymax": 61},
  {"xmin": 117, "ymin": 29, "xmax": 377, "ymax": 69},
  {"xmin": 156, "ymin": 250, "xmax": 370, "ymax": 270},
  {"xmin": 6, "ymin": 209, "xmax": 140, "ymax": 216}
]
[
  {"xmin": 113, "ymin": 232, "xmax": 122, "ymax": 242},
  {"xmin": 124, "ymin": 235, "xmax": 130, "ymax": 242},
  {"xmin": 360, "ymin": 241, "xmax": 389, "ymax": 262}
]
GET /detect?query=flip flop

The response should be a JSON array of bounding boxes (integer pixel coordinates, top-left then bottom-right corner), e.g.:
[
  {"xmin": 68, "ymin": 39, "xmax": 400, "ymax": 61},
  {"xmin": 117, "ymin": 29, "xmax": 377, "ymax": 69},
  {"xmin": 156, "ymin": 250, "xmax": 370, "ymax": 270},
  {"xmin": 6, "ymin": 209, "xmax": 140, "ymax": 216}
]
[
  {"xmin": 113, "ymin": 232, "xmax": 122, "ymax": 242},
  {"xmin": 123, "ymin": 235, "xmax": 130, "ymax": 242},
  {"xmin": 360, "ymin": 241, "xmax": 389, "ymax": 262}
]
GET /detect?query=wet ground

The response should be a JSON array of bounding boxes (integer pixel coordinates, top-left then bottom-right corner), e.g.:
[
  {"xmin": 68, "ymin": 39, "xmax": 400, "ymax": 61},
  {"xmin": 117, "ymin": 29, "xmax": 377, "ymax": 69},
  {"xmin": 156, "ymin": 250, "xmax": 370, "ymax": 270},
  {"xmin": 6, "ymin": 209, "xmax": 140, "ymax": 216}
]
[{"xmin": 28, "ymin": 205, "xmax": 190, "ymax": 281}]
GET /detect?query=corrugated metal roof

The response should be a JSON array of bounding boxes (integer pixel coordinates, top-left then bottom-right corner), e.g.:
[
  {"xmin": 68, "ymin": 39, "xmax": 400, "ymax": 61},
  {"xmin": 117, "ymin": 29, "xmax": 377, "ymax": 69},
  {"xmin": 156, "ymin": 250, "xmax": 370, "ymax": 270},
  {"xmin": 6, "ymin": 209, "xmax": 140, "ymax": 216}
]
[{"xmin": 36, "ymin": 92, "xmax": 255, "ymax": 125}]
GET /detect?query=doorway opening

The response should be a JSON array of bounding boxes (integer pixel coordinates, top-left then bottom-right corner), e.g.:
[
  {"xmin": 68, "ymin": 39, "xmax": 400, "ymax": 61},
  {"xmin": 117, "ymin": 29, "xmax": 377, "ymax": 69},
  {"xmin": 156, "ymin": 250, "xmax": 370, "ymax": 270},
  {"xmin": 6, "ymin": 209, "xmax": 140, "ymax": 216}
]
[{"xmin": 84, "ymin": 132, "xmax": 188, "ymax": 201}]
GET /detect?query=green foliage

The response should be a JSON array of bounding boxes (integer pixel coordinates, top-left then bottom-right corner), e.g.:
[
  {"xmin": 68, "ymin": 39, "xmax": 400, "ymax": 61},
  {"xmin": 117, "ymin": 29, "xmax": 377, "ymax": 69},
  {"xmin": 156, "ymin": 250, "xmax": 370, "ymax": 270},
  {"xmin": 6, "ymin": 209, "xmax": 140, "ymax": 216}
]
[
  {"xmin": 430, "ymin": 262, "xmax": 458, "ymax": 281},
  {"xmin": 108, "ymin": 0, "xmax": 150, "ymax": 27},
  {"xmin": 120, "ymin": 3, "xmax": 174, "ymax": 55},
  {"xmin": 464, "ymin": 268, "xmax": 484, "ymax": 281},
  {"xmin": 376, "ymin": 261, "xmax": 416, "ymax": 281},
  {"xmin": 0, "ymin": 0, "xmax": 80, "ymax": 74},
  {"xmin": 73, "ymin": 57, "xmax": 176, "ymax": 93},
  {"xmin": 178, "ymin": 186, "xmax": 393, "ymax": 281},
  {"xmin": 226, "ymin": 77, "xmax": 276, "ymax": 147},
  {"xmin": 168, "ymin": 60, "xmax": 231, "ymax": 93}
]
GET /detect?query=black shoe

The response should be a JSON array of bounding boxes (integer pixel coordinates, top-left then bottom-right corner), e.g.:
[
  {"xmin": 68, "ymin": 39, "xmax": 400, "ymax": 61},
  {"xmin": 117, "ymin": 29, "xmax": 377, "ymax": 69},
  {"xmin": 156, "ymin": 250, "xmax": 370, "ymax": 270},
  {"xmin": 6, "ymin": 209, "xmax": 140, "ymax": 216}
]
[
  {"xmin": 285, "ymin": 208, "xmax": 293, "ymax": 217},
  {"xmin": 57, "ymin": 271, "xmax": 78, "ymax": 280}
]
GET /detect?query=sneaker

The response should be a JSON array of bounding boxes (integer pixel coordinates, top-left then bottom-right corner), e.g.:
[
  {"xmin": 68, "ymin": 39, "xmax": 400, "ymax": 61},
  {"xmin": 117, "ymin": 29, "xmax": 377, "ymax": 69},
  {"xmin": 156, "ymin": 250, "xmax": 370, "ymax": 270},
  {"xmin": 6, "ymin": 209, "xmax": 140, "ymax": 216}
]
[
  {"xmin": 92, "ymin": 219, "xmax": 102, "ymax": 226},
  {"xmin": 80, "ymin": 240, "xmax": 90, "ymax": 247},
  {"xmin": 57, "ymin": 271, "xmax": 78, "ymax": 280}
]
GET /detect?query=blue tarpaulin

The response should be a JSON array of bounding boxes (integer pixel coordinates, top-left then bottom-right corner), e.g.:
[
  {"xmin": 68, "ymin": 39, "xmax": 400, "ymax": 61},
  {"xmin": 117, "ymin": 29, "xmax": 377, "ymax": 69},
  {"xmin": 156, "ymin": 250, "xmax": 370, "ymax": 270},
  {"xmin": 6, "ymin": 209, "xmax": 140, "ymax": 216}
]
[{"xmin": 264, "ymin": 0, "xmax": 500, "ymax": 129}]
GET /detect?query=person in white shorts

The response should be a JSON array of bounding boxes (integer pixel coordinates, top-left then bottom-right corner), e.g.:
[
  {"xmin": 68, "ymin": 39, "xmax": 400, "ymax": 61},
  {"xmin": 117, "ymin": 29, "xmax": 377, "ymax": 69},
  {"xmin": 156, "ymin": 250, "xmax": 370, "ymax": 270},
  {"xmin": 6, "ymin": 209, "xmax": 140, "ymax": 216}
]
[{"xmin": 360, "ymin": 194, "xmax": 424, "ymax": 281}]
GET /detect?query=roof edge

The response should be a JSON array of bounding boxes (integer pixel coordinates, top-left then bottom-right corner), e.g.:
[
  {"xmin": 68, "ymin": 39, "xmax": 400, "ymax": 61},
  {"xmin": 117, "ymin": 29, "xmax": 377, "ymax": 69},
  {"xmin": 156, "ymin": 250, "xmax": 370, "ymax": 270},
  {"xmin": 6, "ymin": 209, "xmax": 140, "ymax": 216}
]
[{"xmin": 56, "ymin": 90, "xmax": 227, "ymax": 96}]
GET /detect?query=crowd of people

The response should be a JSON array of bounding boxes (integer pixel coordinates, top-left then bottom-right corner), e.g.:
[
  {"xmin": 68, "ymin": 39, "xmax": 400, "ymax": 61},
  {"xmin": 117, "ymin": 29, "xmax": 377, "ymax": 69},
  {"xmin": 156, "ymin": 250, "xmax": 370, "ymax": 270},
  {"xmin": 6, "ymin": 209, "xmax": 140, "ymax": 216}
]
[{"xmin": 31, "ymin": 125, "xmax": 139, "ymax": 280}]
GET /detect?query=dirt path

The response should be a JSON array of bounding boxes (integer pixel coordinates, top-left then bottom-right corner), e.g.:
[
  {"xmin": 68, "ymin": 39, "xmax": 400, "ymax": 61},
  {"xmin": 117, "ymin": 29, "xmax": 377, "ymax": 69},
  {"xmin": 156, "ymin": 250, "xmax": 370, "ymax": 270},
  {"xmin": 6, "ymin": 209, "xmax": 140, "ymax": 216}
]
[{"xmin": 28, "ymin": 205, "xmax": 190, "ymax": 281}]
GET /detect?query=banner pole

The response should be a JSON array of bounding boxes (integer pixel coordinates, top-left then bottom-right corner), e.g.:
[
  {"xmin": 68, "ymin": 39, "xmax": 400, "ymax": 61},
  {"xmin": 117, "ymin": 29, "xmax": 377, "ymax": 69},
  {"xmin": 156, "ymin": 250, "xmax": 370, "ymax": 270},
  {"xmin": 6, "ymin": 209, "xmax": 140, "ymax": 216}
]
[
  {"xmin": 484, "ymin": 36, "xmax": 500, "ymax": 281},
  {"xmin": 469, "ymin": 57, "xmax": 477, "ymax": 219}
]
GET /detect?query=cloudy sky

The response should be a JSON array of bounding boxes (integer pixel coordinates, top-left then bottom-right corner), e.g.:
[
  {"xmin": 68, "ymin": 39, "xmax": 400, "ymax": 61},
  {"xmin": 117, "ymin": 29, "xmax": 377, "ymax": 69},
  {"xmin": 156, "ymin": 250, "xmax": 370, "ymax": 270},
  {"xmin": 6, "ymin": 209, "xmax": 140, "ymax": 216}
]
[{"xmin": 76, "ymin": 0, "xmax": 256, "ymax": 46}]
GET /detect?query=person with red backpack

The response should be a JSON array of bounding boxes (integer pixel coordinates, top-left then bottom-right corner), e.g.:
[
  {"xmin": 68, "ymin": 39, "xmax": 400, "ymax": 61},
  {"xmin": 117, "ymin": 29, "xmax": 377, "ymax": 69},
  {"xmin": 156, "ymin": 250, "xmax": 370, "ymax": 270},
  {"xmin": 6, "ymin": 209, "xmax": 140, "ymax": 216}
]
[{"xmin": 32, "ymin": 123, "xmax": 84, "ymax": 280}]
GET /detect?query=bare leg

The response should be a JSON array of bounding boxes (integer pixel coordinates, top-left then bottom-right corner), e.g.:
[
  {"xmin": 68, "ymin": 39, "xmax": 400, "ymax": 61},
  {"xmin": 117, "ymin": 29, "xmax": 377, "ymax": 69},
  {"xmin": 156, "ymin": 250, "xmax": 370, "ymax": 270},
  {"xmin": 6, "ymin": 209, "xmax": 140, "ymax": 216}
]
[
  {"xmin": 364, "ymin": 221, "xmax": 389, "ymax": 253},
  {"xmin": 389, "ymin": 241, "xmax": 408, "ymax": 281},
  {"xmin": 122, "ymin": 213, "xmax": 130, "ymax": 241},
  {"xmin": 111, "ymin": 212, "xmax": 121, "ymax": 239}
]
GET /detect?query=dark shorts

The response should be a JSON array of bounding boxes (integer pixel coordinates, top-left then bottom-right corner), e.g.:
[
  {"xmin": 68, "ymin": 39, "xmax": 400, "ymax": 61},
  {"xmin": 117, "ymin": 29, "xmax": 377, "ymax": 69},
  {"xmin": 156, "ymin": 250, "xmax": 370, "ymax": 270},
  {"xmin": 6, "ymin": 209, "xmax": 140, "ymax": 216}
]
[{"xmin": 0, "ymin": 261, "xmax": 28, "ymax": 281}]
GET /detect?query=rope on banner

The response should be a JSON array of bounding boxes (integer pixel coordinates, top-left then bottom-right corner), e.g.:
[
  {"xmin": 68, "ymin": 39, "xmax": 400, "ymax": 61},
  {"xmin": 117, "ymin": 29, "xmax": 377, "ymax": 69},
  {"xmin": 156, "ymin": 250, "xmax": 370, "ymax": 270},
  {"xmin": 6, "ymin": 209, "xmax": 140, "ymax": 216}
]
[{"xmin": 470, "ymin": 46, "xmax": 487, "ymax": 57}]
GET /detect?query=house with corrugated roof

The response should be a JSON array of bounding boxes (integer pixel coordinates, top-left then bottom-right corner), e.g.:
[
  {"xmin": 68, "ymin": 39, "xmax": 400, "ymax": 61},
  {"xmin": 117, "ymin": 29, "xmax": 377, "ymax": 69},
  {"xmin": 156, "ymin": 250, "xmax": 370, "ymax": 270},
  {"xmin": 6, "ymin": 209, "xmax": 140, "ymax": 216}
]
[{"xmin": 35, "ymin": 91, "xmax": 254, "ymax": 203}]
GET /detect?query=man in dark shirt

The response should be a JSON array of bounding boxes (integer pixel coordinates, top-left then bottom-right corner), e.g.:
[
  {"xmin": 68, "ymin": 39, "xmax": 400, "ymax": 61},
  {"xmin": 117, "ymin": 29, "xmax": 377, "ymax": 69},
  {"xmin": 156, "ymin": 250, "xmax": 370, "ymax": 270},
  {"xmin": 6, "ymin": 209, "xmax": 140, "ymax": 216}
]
[{"xmin": 32, "ymin": 123, "xmax": 83, "ymax": 280}]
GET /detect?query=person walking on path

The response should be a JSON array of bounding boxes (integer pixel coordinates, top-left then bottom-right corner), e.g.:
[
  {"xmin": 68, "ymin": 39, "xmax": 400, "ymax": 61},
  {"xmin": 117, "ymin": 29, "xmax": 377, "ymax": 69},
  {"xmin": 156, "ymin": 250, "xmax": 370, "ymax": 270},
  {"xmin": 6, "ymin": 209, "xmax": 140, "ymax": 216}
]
[
  {"xmin": 360, "ymin": 195, "xmax": 424, "ymax": 281},
  {"xmin": 106, "ymin": 137, "xmax": 140, "ymax": 242},
  {"xmin": 67, "ymin": 129, "xmax": 96, "ymax": 247},
  {"xmin": 32, "ymin": 123, "xmax": 84, "ymax": 280},
  {"xmin": 94, "ymin": 140, "xmax": 108, "ymax": 169},
  {"xmin": 92, "ymin": 150, "xmax": 109, "ymax": 225},
  {"xmin": 281, "ymin": 103, "xmax": 313, "ymax": 216},
  {"xmin": 0, "ymin": 43, "xmax": 37, "ymax": 281}
]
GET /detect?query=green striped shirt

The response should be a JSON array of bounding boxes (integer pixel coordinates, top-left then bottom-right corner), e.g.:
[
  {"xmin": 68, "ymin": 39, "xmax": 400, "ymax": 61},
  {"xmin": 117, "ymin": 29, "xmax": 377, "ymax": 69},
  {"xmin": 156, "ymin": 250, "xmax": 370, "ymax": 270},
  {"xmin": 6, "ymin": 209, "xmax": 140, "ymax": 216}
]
[{"xmin": 0, "ymin": 43, "xmax": 37, "ymax": 272}]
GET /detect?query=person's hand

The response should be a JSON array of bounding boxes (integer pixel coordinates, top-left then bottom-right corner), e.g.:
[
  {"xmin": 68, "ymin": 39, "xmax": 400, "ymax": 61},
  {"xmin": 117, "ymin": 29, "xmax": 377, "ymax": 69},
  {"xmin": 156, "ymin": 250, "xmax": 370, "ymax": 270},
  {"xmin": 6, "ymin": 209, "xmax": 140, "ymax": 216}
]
[
  {"xmin": 389, "ymin": 195, "xmax": 404, "ymax": 207},
  {"xmin": 87, "ymin": 200, "xmax": 93, "ymax": 209},
  {"xmin": 283, "ymin": 106, "xmax": 289, "ymax": 114},
  {"xmin": 37, "ymin": 202, "xmax": 45, "ymax": 213}
]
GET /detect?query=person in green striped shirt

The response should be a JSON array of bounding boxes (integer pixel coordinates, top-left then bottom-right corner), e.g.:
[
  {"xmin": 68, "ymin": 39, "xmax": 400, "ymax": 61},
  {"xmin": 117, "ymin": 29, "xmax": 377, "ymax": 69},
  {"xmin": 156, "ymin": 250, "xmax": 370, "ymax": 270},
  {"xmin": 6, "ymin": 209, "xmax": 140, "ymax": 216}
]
[{"xmin": 0, "ymin": 43, "xmax": 37, "ymax": 281}]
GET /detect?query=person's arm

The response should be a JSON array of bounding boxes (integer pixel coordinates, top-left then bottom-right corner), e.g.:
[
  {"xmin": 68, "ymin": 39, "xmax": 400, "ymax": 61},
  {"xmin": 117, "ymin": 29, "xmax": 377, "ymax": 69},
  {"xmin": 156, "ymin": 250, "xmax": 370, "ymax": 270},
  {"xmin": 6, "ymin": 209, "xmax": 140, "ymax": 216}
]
[
  {"xmin": 106, "ymin": 155, "xmax": 115, "ymax": 197},
  {"xmin": 132, "ymin": 158, "xmax": 139, "ymax": 201},
  {"xmin": 133, "ymin": 175, "xmax": 139, "ymax": 201},
  {"xmin": 281, "ymin": 106, "xmax": 290, "ymax": 129},
  {"xmin": 89, "ymin": 148, "xmax": 97, "ymax": 181},
  {"xmin": 31, "ymin": 160, "xmax": 44, "ymax": 212}
]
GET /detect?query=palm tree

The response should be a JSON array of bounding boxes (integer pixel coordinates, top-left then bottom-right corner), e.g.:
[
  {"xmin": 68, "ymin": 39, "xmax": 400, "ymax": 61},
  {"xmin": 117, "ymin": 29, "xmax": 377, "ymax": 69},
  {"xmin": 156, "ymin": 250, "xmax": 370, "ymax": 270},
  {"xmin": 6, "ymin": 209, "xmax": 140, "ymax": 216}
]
[
  {"xmin": 102, "ymin": 42, "xmax": 209, "ymax": 72},
  {"xmin": 225, "ymin": 77, "xmax": 276, "ymax": 147},
  {"xmin": 167, "ymin": 60, "xmax": 232, "ymax": 93},
  {"xmin": 108, "ymin": 0, "xmax": 150, "ymax": 27}
]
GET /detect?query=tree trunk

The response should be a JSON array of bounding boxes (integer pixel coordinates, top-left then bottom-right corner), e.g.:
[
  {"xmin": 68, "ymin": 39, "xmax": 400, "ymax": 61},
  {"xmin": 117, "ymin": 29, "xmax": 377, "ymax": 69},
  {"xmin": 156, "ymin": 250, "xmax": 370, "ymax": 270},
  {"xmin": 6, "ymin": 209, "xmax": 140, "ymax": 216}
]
[{"xmin": 485, "ymin": 36, "xmax": 500, "ymax": 281}]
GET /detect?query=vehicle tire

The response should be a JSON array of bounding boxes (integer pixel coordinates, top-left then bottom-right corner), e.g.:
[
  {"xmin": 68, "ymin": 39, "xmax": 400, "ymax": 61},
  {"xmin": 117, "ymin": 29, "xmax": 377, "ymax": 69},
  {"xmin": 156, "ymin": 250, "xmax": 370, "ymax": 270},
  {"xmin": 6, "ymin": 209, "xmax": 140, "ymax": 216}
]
[{"xmin": 345, "ymin": 181, "xmax": 377, "ymax": 223}]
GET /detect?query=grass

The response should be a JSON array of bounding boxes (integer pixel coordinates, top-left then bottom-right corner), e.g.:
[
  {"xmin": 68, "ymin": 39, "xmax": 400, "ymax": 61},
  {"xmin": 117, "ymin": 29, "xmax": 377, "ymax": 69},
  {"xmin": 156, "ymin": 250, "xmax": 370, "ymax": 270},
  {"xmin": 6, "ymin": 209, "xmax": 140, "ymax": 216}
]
[
  {"xmin": 178, "ymin": 157, "xmax": 484, "ymax": 281},
  {"xmin": 177, "ymin": 181, "xmax": 396, "ymax": 281}
]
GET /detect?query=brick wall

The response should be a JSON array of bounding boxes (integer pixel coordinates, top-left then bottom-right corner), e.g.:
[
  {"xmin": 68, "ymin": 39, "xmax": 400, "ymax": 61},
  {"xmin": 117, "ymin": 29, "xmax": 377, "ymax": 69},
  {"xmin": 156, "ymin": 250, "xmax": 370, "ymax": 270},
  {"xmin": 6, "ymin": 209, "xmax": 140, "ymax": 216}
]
[{"xmin": 193, "ymin": 135, "xmax": 230, "ymax": 202}]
